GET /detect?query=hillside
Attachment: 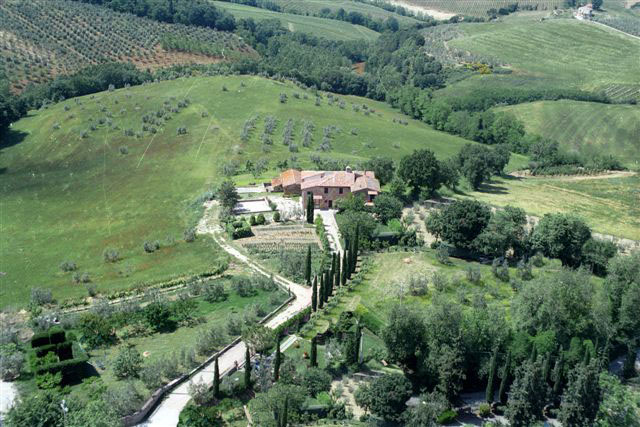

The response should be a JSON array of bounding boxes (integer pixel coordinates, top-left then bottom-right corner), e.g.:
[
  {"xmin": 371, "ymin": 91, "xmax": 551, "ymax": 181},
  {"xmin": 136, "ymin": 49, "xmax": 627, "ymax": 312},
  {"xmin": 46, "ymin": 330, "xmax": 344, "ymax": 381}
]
[
  {"xmin": 437, "ymin": 16, "xmax": 640, "ymax": 101},
  {"xmin": 0, "ymin": 75, "xmax": 501, "ymax": 307},
  {"xmin": 261, "ymin": 0, "xmax": 423, "ymax": 26},
  {"xmin": 0, "ymin": 0, "xmax": 252, "ymax": 91},
  {"xmin": 211, "ymin": 1, "xmax": 380, "ymax": 41},
  {"xmin": 387, "ymin": 0, "xmax": 565, "ymax": 17},
  {"xmin": 497, "ymin": 100, "xmax": 640, "ymax": 167}
]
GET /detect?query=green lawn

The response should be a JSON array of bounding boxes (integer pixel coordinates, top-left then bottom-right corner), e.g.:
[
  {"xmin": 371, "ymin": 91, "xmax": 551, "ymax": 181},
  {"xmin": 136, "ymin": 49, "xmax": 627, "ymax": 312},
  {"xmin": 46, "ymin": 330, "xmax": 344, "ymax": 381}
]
[
  {"xmin": 496, "ymin": 101, "xmax": 640, "ymax": 168},
  {"xmin": 211, "ymin": 1, "xmax": 380, "ymax": 41},
  {"xmin": 462, "ymin": 174, "xmax": 640, "ymax": 240},
  {"xmin": 1, "ymin": 75, "xmax": 515, "ymax": 308},
  {"xmin": 441, "ymin": 16, "xmax": 640, "ymax": 99}
]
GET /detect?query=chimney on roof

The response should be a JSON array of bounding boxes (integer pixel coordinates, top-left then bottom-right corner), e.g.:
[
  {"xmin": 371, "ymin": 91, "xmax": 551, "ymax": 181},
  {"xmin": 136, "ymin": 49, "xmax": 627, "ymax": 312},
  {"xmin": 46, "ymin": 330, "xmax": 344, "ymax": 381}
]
[{"xmin": 345, "ymin": 166, "xmax": 352, "ymax": 173}]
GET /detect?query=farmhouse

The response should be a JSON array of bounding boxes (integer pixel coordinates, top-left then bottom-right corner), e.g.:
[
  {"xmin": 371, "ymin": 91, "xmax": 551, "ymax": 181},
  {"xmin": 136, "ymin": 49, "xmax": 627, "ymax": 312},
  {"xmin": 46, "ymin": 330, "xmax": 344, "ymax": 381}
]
[
  {"xmin": 270, "ymin": 167, "xmax": 380, "ymax": 209},
  {"xmin": 575, "ymin": 3, "xmax": 593, "ymax": 20}
]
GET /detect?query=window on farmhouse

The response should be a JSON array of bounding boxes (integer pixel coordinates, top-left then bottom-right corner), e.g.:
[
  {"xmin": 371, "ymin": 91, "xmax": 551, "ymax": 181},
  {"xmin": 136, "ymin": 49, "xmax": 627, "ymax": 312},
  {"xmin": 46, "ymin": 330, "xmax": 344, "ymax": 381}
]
[{"xmin": 324, "ymin": 187, "xmax": 328, "ymax": 194}]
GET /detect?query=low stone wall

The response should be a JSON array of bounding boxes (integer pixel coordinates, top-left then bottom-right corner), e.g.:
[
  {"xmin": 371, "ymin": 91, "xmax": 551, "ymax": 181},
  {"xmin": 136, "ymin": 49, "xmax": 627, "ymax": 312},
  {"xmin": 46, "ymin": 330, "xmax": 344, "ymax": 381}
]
[{"xmin": 121, "ymin": 293, "xmax": 296, "ymax": 426}]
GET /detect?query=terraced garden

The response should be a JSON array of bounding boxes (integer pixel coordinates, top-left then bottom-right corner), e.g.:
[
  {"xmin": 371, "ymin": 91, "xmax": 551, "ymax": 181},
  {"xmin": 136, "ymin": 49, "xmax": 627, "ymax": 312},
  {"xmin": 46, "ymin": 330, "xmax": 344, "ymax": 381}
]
[{"xmin": 0, "ymin": 0, "xmax": 251, "ymax": 90}]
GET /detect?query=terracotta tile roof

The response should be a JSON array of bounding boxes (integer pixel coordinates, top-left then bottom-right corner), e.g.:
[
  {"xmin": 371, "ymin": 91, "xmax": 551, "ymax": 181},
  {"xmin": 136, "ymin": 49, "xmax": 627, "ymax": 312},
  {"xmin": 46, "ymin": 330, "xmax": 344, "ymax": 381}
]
[
  {"xmin": 281, "ymin": 169, "xmax": 301, "ymax": 187},
  {"xmin": 353, "ymin": 175, "xmax": 380, "ymax": 193},
  {"xmin": 300, "ymin": 170, "xmax": 380, "ymax": 193}
]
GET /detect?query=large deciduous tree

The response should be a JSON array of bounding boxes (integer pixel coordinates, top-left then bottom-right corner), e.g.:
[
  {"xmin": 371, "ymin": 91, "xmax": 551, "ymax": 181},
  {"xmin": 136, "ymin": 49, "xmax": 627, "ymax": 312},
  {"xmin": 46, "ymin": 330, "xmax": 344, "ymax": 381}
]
[
  {"xmin": 398, "ymin": 149, "xmax": 443, "ymax": 197},
  {"xmin": 364, "ymin": 156, "xmax": 395, "ymax": 186},
  {"xmin": 530, "ymin": 213, "xmax": 591, "ymax": 267},
  {"xmin": 354, "ymin": 373, "xmax": 412, "ymax": 422},
  {"xmin": 373, "ymin": 193, "xmax": 403, "ymax": 224},
  {"xmin": 425, "ymin": 200, "xmax": 491, "ymax": 249}
]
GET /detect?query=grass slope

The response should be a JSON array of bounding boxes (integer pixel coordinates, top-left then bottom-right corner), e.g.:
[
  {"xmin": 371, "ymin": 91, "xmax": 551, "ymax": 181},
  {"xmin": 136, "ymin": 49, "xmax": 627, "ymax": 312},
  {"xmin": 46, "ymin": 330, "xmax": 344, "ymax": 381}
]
[
  {"xmin": 0, "ymin": 75, "xmax": 506, "ymax": 308},
  {"xmin": 464, "ymin": 174, "xmax": 640, "ymax": 240},
  {"xmin": 496, "ymin": 100, "xmax": 640, "ymax": 167},
  {"xmin": 211, "ymin": 1, "xmax": 380, "ymax": 41},
  {"xmin": 267, "ymin": 0, "xmax": 421, "ymax": 26},
  {"xmin": 441, "ymin": 16, "xmax": 640, "ymax": 100},
  {"xmin": 0, "ymin": 0, "xmax": 250, "ymax": 91}
]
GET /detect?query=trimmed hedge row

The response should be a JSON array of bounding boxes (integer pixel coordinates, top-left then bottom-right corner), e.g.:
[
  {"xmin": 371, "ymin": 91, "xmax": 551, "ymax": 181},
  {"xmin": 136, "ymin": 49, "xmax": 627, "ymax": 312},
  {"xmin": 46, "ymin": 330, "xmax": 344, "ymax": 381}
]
[
  {"xmin": 227, "ymin": 219, "xmax": 253, "ymax": 239},
  {"xmin": 31, "ymin": 327, "xmax": 66, "ymax": 348}
]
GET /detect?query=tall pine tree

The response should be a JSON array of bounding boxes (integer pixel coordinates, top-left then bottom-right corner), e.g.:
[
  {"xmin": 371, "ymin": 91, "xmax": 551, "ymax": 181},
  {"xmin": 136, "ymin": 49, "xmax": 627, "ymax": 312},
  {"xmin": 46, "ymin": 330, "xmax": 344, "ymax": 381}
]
[
  {"xmin": 311, "ymin": 275, "xmax": 318, "ymax": 312},
  {"xmin": 304, "ymin": 246, "xmax": 312, "ymax": 284},
  {"xmin": 244, "ymin": 347, "xmax": 252, "ymax": 390}
]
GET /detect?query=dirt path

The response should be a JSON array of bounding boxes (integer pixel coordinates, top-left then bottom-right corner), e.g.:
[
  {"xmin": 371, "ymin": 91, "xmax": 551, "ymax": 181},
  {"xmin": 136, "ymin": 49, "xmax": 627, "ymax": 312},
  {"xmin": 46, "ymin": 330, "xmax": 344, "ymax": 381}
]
[
  {"xmin": 385, "ymin": 0, "xmax": 456, "ymax": 20},
  {"xmin": 140, "ymin": 202, "xmax": 312, "ymax": 426},
  {"xmin": 509, "ymin": 170, "xmax": 636, "ymax": 181}
]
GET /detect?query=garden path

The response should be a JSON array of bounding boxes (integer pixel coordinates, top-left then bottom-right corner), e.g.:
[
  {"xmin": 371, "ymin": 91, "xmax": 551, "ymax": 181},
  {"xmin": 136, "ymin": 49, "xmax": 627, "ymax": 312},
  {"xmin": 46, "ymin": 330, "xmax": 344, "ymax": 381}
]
[{"xmin": 140, "ymin": 202, "xmax": 312, "ymax": 426}]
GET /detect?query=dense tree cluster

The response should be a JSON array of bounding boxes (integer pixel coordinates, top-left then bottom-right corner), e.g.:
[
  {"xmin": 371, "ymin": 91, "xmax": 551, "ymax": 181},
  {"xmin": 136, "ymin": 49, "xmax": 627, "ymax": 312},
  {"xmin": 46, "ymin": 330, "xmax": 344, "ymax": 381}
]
[{"xmin": 72, "ymin": 0, "xmax": 236, "ymax": 31}]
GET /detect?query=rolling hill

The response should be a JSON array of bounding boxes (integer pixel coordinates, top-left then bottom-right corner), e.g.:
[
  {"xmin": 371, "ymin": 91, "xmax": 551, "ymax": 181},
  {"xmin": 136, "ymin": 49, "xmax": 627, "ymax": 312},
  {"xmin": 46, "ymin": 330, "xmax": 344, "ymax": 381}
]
[
  {"xmin": 496, "ymin": 100, "xmax": 640, "ymax": 168},
  {"xmin": 211, "ymin": 1, "xmax": 380, "ymax": 41},
  {"xmin": 0, "ymin": 0, "xmax": 252, "ymax": 91},
  {"xmin": 1, "ymin": 75, "xmax": 503, "ymax": 307},
  {"xmin": 438, "ymin": 15, "xmax": 640, "ymax": 101}
]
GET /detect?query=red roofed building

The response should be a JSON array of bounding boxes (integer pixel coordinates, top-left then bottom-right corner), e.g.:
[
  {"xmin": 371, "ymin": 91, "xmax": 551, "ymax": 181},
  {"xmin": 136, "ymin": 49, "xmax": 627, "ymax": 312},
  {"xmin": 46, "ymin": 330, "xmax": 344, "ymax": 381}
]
[{"xmin": 271, "ymin": 167, "xmax": 380, "ymax": 209}]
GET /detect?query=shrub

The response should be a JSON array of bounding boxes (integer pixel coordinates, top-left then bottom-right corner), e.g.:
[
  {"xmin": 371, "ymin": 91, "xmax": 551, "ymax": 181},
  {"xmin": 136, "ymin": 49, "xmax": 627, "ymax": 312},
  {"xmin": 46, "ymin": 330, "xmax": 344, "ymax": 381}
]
[
  {"xmin": 492, "ymin": 258, "xmax": 510, "ymax": 282},
  {"xmin": 466, "ymin": 266, "xmax": 482, "ymax": 284},
  {"xmin": 113, "ymin": 344, "xmax": 143, "ymax": 379},
  {"xmin": 72, "ymin": 271, "xmax": 91, "ymax": 284},
  {"xmin": 437, "ymin": 409, "xmax": 458, "ymax": 424},
  {"xmin": 273, "ymin": 211, "xmax": 281, "ymax": 222},
  {"xmin": 183, "ymin": 228, "xmax": 196, "ymax": 242},
  {"xmin": 407, "ymin": 274, "xmax": 429, "ymax": 296},
  {"xmin": 279, "ymin": 93, "xmax": 288, "ymax": 103},
  {"xmin": 435, "ymin": 243, "xmax": 451, "ymax": 265},
  {"xmin": 431, "ymin": 271, "xmax": 448, "ymax": 292},
  {"xmin": 302, "ymin": 367, "xmax": 332, "ymax": 397},
  {"xmin": 103, "ymin": 248, "xmax": 120, "ymax": 263},
  {"xmin": 203, "ymin": 282, "xmax": 227, "ymax": 303},
  {"xmin": 177, "ymin": 127, "xmax": 187, "ymax": 135},
  {"xmin": 195, "ymin": 325, "xmax": 227, "ymax": 356},
  {"xmin": 143, "ymin": 240, "xmax": 160, "ymax": 253},
  {"xmin": 59, "ymin": 261, "xmax": 77, "ymax": 272},
  {"xmin": 30, "ymin": 288, "xmax": 53, "ymax": 306},
  {"xmin": 140, "ymin": 362, "xmax": 164, "ymax": 390},
  {"xmin": 478, "ymin": 402, "xmax": 491, "ymax": 417},
  {"xmin": 233, "ymin": 276, "xmax": 257, "ymax": 297},
  {"xmin": 226, "ymin": 315, "xmax": 243, "ymax": 336},
  {"xmin": 104, "ymin": 381, "xmax": 145, "ymax": 417},
  {"xmin": 256, "ymin": 213, "xmax": 266, "ymax": 225},
  {"xmin": 249, "ymin": 215, "xmax": 256, "ymax": 226},
  {"xmin": 0, "ymin": 344, "xmax": 24, "ymax": 380},
  {"xmin": 516, "ymin": 259, "xmax": 533, "ymax": 281}
]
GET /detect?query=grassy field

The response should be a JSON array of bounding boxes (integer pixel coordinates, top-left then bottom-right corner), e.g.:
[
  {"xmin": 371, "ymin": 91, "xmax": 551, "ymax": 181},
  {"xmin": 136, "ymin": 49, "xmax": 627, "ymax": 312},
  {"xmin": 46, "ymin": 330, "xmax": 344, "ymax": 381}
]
[
  {"xmin": 463, "ymin": 174, "xmax": 640, "ymax": 240},
  {"xmin": 0, "ymin": 0, "xmax": 250, "ymax": 91},
  {"xmin": 440, "ymin": 16, "xmax": 640, "ymax": 100},
  {"xmin": 1, "ymin": 75, "xmax": 516, "ymax": 308},
  {"xmin": 266, "ymin": 0, "xmax": 422, "ymax": 27},
  {"xmin": 211, "ymin": 1, "xmax": 380, "ymax": 41},
  {"xmin": 496, "ymin": 101, "xmax": 640, "ymax": 167}
]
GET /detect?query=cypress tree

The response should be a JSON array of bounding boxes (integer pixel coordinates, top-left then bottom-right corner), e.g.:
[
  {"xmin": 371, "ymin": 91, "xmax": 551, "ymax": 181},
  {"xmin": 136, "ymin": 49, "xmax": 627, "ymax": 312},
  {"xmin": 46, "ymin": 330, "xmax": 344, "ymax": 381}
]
[
  {"xmin": 244, "ymin": 347, "xmax": 252, "ymax": 390},
  {"xmin": 341, "ymin": 251, "xmax": 347, "ymax": 285},
  {"xmin": 486, "ymin": 347, "xmax": 498, "ymax": 403},
  {"xmin": 306, "ymin": 195, "xmax": 314, "ymax": 224},
  {"xmin": 311, "ymin": 275, "xmax": 318, "ymax": 312},
  {"xmin": 281, "ymin": 396, "xmax": 289, "ymax": 427},
  {"xmin": 213, "ymin": 356, "xmax": 220, "ymax": 398},
  {"xmin": 318, "ymin": 275, "xmax": 324, "ymax": 309},
  {"xmin": 335, "ymin": 252, "xmax": 341, "ymax": 287},
  {"xmin": 324, "ymin": 271, "xmax": 330, "ymax": 303},
  {"xmin": 530, "ymin": 345, "xmax": 538, "ymax": 363},
  {"xmin": 353, "ymin": 225, "xmax": 360, "ymax": 272},
  {"xmin": 310, "ymin": 336, "xmax": 318, "ymax": 367},
  {"xmin": 553, "ymin": 351, "xmax": 564, "ymax": 396},
  {"xmin": 304, "ymin": 246, "xmax": 312, "ymax": 284},
  {"xmin": 274, "ymin": 337, "xmax": 281, "ymax": 381},
  {"xmin": 498, "ymin": 350, "xmax": 511, "ymax": 405},
  {"xmin": 542, "ymin": 352, "xmax": 552, "ymax": 384},
  {"xmin": 355, "ymin": 323, "xmax": 362, "ymax": 364}
]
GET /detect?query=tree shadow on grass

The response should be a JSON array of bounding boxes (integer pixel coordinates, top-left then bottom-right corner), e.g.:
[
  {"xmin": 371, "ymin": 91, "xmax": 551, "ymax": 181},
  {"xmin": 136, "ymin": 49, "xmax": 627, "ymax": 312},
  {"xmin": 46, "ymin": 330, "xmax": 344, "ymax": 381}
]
[
  {"xmin": 0, "ymin": 128, "xmax": 28, "ymax": 154},
  {"xmin": 477, "ymin": 180, "xmax": 509, "ymax": 195}
]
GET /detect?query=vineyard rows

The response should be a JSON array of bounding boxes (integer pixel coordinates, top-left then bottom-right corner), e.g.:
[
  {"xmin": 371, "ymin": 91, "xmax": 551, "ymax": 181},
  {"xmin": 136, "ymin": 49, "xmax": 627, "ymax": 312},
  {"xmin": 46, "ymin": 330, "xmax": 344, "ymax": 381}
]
[
  {"xmin": 399, "ymin": 0, "xmax": 564, "ymax": 16},
  {"xmin": 0, "ymin": 0, "xmax": 250, "ymax": 90}
]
